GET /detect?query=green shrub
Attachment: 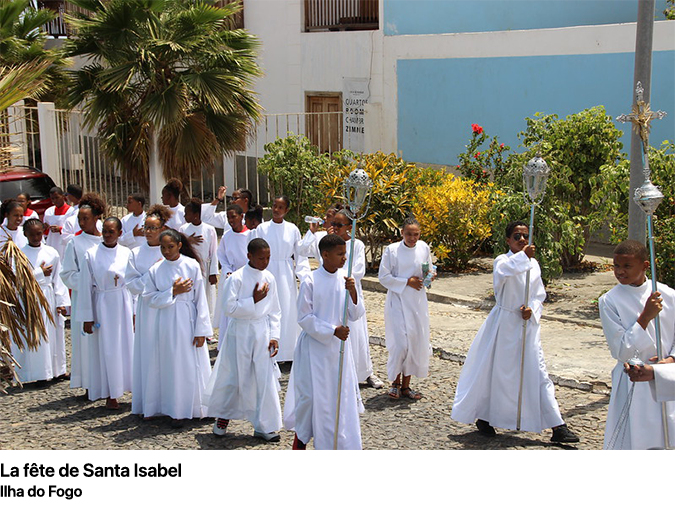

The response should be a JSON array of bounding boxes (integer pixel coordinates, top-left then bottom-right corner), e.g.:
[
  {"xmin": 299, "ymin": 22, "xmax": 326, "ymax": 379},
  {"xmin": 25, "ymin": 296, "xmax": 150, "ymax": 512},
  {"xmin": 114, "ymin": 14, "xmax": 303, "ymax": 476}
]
[{"xmin": 457, "ymin": 123, "xmax": 511, "ymax": 183}]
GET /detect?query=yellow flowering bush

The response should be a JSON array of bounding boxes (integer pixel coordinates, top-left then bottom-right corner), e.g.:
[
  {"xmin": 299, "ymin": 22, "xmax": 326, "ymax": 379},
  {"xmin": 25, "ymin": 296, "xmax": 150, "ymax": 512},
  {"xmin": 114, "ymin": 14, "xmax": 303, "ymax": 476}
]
[{"xmin": 413, "ymin": 175, "xmax": 496, "ymax": 270}]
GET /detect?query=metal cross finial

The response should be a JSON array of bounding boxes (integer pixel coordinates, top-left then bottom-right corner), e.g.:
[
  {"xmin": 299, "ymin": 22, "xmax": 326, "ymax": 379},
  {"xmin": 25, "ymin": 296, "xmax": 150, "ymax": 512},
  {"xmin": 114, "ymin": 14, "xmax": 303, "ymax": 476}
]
[{"xmin": 616, "ymin": 81, "xmax": 667, "ymax": 150}]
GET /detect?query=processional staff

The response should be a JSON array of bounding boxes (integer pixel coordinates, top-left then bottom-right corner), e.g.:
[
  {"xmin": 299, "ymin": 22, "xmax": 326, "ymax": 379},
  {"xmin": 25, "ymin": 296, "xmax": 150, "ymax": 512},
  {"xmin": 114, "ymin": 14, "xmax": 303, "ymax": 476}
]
[
  {"xmin": 516, "ymin": 154, "xmax": 550, "ymax": 431},
  {"xmin": 334, "ymin": 164, "xmax": 373, "ymax": 450},
  {"xmin": 616, "ymin": 81, "xmax": 670, "ymax": 449}
]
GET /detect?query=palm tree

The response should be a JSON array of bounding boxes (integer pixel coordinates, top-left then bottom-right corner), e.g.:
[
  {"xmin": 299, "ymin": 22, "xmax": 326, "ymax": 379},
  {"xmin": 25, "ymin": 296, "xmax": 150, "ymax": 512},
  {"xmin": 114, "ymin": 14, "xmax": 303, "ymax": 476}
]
[{"xmin": 64, "ymin": 0, "xmax": 262, "ymax": 190}]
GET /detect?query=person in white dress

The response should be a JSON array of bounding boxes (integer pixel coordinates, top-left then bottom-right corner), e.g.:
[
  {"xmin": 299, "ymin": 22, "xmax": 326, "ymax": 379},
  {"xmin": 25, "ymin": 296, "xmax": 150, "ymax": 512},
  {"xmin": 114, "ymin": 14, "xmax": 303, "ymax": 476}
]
[
  {"xmin": 59, "ymin": 193, "xmax": 105, "ymax": 396},
  {"xmin": 119, "ymin": 193, "xmax": 147, "ymax": 250},
  {"xmin": 143, "ymin": 229, "xmax": 213, "ymax": 427},
  {"xmin": 126, "ymin": 204, "xmax": 171, "ymax": 417},
  {"xmin": 202, "ymin": 185, "xmax": 253, "ymax": 230},
  {"xmin": 297, "ymin": 203, "xmax": 341, "ymax": 262},
  {"xmin": 284, "ymin": 234, "xmax": 365, "ymax": 450},
  {"xmin": 162, "ymin": 178, "xmax": 186, "ymax": 231},
  {"xmin": 1, "ymin": 192, "xmax": 37, "ymax": 226},
  {"xmin": 213, "ymin": 204, "xmax": 250, "ymax": 345},
  {"xmin": 78, "ymin": 217, "xmax": 134, "ymax": 410},
  {"xmin": 378, "ymin": 217, "xmax": 434, "ymax": 400},
  {"xmin": 451, "ymin": 221, "xmax": 578, "ymax": 443},
  {"xmin": 43, "ymin": 187, "xmax": 74, "ymax": 259},
  {"xmin": 599, "ymin": 240, "xmax": 675, "ymax": 449},
  {"xmin": 11, "ymin": 219, "xmax": 70, "ymax": 384},
  {"xmin": 0, "ymin": 199, "xmax": 28, "ymax": 250},
  {"xmin": 252, "ymin": 195, "xmax": 311, "ymax": 362},
  {"xmin": 204, "ymin": 238, "xmax": 283, "ymax": 442},
  {"xmin": 180, "ymin": 199, "xmax": 218, "ymax": 334}
]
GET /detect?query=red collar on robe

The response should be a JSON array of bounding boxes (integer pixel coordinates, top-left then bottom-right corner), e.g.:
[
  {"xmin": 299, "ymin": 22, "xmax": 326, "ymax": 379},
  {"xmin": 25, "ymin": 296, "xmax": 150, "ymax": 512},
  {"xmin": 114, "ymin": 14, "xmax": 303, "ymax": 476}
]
[{"xmin": 53, "ymin": 203, "xmax": 71, "ymax": 216}]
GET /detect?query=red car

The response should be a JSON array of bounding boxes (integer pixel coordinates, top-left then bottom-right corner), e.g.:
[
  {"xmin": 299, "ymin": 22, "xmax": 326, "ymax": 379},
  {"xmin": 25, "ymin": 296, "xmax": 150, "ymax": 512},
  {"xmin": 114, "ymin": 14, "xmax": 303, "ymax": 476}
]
[{"xmin": 0, "ymin": 166, "xmax": 56, "ymax": 218}]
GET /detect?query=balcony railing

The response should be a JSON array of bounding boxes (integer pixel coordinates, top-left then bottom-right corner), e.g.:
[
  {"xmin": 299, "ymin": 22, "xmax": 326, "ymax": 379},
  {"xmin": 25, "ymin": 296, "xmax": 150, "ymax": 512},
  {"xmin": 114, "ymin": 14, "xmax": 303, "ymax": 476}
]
[{"xmin": 305, "ymin": 0, "xmax": 378, "ymax": 32}]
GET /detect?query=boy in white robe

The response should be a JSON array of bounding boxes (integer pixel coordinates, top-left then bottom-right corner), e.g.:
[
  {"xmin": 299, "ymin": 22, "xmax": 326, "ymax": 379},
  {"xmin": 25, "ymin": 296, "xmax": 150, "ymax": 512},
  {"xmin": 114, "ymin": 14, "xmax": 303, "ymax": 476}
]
[
  {"xmin": 43, "ymin": 187, "xmax": 74, "ymax": 259},
  {"xmin": 204, "ymin": 238, "xmax": 283, "ymax": 441},
  {"xmin": 452, "ymin": 221, "xmax": 578, "ymax": 443},
  {"xmin": 378, "ymin": 217, "xmax": 434, "ymax": 400},
  {"xmin": 599, "ymin": 240, "xmax": 675, "ymax": 449},
  {"xmin": 162, "ymin": 178, "xmax": 186, "ymax": 231},
  {"xmin": 284, "ymin": 234, "xmax": 365, "ymax": 450},
  {"xmin": 119, "ymin": 193, "xmax": 147, "ymax": 250}
]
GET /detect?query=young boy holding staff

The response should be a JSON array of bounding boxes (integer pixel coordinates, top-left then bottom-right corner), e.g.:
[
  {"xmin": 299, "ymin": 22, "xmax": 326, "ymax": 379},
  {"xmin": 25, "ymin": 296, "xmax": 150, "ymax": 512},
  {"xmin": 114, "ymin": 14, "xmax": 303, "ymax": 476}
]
[
  {"xmin": 284, "ymin": 234, "xmax": 365, "ymax": 450},
  {"xmin": 451, "ymin": 221, "xmax": 578, "ymax": 443},
  {"xmin": 599, "ymin": 239, "xmax": 675, "ymax": 449},
  {"xmin": 205, "ymin": 238, "xmax": 283, "ymax": 442}
]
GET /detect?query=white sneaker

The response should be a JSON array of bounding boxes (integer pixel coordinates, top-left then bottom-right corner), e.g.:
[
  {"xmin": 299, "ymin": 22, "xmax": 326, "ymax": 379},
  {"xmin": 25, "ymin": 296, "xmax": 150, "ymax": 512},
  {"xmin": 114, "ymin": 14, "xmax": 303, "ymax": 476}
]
[
  {"xmin": 254, "ymin": 430, "xmax": 281, "ymax": 442},
  {"xmin": 366, "ymin": 374, "xmax": 384, "ymax": 389},
  {"xmin": 213, "ymin": 418, "xmax": 229, "ymax": 436}
]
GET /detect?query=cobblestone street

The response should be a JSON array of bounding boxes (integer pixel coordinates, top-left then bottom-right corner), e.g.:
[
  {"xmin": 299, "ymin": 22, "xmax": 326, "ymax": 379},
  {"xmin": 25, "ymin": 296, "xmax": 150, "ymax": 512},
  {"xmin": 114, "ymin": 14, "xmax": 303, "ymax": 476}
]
[{"xmin": 1, "ymin": 290, "xmax": 609, "ymax": 450}]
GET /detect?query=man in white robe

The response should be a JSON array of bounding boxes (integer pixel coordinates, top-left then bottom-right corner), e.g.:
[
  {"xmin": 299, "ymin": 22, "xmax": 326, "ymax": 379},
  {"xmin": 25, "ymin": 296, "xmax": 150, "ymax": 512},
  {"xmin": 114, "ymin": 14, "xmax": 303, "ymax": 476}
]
[
  {"xmin": 284, "ymin": 234, "xmax": 365, "ymax": 450},
  {"xmin": 599, "ymin": 240, "xmax": 675, "ymax": 450}
]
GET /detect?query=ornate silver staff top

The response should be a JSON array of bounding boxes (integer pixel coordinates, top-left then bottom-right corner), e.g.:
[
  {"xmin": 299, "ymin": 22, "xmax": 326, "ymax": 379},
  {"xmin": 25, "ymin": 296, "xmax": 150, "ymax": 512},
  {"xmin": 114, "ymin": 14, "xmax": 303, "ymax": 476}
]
[
  {"xmin": 522, "ymin": 153, "xmax": 550, "ymax": 206},
  {"xmin": 343, "ymin": 163, "xmax": 373, "ymax": 220},
  {"xmin": 616, "ymin": 81, "xmax": 667, "ymax": 216}
]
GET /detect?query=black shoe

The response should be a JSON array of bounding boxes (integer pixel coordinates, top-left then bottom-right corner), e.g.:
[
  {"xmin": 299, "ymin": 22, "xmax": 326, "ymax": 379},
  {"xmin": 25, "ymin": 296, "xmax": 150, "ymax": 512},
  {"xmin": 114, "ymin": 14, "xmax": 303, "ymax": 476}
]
[
  {"xmin": 551, "ymin": 424, "xmax": 579, "ymax": 443},
  {"xmin": 476, "ymin": 419, "xmax": 496, "ymax": 436}
]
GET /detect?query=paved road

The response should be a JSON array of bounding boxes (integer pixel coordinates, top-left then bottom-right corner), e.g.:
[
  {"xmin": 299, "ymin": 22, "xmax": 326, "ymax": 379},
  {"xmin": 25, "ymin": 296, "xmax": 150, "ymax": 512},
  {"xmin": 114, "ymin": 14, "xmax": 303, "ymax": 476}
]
[{"xmin": 1, "ymin": 291, "xmax": 609, "ymax": 450}]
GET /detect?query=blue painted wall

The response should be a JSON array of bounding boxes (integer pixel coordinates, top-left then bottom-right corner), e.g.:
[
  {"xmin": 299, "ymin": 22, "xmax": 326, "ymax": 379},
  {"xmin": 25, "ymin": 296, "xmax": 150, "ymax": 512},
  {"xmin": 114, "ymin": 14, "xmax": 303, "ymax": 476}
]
[
  {"xmin": 384, "ymin": 0, "xmax": 670, "ymax": 36},
  {"xmin": 397, "ymin": 51, "xmax": 675, "ymax": 166}
]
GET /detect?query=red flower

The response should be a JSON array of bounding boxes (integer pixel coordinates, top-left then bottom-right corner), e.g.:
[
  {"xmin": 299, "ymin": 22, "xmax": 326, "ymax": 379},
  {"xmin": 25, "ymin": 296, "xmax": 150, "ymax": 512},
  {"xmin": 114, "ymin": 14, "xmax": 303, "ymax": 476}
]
[
  {"xmin": 471, "ymin": 124, "xmax": 483, "ymax": 135},
  {"xmin": 474, "ymin": 152, "xmax": 481, "ymax": 159},
  {"xmin": 500, "ymin": 143, "xmax": 504, "ymax": 149}
]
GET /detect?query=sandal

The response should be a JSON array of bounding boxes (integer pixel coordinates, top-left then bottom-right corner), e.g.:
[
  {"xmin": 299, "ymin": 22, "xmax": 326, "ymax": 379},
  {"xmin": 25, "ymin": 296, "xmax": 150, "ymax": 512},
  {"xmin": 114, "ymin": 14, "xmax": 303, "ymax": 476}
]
[
  {"xmin": 388, "ymin": 383, "xmax": 401, "ymax": 399},
  {"xmin": 401, "ymin": 387, "xmax": 423, "ymax": 400}
]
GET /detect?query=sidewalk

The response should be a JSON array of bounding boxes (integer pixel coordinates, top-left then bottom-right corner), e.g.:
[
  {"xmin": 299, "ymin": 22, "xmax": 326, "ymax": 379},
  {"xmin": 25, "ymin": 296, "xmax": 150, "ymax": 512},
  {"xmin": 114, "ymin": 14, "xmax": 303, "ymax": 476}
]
[{"xmin": 361, "ymin": 253, "xmax": 619, "ymax": 393}]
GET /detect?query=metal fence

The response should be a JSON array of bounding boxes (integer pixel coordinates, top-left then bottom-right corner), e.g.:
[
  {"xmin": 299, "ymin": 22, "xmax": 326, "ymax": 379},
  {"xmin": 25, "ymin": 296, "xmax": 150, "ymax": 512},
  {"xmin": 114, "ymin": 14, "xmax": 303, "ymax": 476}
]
[{"xmin": 6, "ymin": 104, "xmax": 346, "ymax": 216}]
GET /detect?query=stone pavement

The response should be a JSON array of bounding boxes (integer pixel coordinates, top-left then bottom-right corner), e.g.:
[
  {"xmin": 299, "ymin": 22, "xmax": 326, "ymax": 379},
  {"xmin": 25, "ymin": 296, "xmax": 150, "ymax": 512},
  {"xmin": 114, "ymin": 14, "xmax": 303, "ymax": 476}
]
[{"xmin": 1, "ymin": 255, "xmax": 617, "ymax": 450}]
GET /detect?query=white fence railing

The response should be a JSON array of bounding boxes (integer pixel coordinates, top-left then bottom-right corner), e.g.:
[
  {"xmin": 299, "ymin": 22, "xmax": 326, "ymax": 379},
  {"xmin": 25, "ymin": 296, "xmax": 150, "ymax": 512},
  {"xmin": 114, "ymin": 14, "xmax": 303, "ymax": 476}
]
[{"xmin": 4, "ymin": 103, "xmax": 347, "ymax": 216}]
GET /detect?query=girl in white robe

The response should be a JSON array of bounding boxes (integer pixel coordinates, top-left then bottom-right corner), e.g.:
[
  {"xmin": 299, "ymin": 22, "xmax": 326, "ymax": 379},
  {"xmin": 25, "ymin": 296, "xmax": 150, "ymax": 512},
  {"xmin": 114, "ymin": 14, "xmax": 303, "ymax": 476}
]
[
  {"xmin": 452, "ymin": 221, "xmax": 577, "ymax": 442},
  {"xmin": 180, "ymin": 200, "xmax": 219, "ymax": 328},
  {"xmin": 599, "ymin": 240, "xmax": 675, "ymax": 449},
  {"xmin": 162, "ymin": 178, "xmax": 186, "ymax": 231},
  {"xmin": 0, "ymin": 200, "xmax": 28, "ymax": 250},
  {"xmin": 59, "ymin": 193, "xmax": 105, "ymax": 393},
  {"xmin": 12, "ymin": 219, "xmax": 70, "ymax": 383},
  {"xmin": 284, "ymin": 234, "xmax": 365, "ymax": 450},
  {"xmin": 77, "ymin": 217, "xmax": 134, "ymax": 409},
  {"xmin": 43, "ymin": 187, "xmax": 74, "ymax": 259},
  {"xmin": 213, "ymin": 204, "xmax": 250, "ymax": 345},
  {"xmin": 126, "ymin": 205, "xmax": 170, "ymax": 417},
  {"xmin": 204, "ymin": 238, "xmax": 283, "ymax": 440},
  {"xmin": 378, "ymin": 217, "xmax": 433, "ymax": 399},
  {"xmin": 143, "ymin": 229, "xmax": 213, "ymax": 425},
  {"xmin": 118, "ymin": 193, "xmax": 147, "ymax": 250},
  {"xmin": 252, "ymin": 195, "xmax": 311, "ymax": 362}
]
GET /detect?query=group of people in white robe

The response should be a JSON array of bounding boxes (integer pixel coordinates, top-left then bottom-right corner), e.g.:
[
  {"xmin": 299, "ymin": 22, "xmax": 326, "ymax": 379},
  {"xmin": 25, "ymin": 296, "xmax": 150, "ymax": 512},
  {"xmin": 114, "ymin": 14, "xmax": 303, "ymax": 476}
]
[{"xmin": 4, "ymin": 177, "xmax": 674, "ymax": 449}]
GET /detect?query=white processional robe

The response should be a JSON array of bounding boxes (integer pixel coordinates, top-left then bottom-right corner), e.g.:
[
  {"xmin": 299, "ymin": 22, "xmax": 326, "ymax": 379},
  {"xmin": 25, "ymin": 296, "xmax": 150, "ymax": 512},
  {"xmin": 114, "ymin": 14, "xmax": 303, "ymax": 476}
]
[
  {"xmin": 298, "ymin": 232, "xmax": 373, "ymax": 381},
  {"xmin": 61, "ymin": 207, "xmax": 103, "ymax": 245},
  {"xmin": 378, "ymin": 240, "xmax": 433, "ymax": 381},
  {"xmin": 451, "ymin": 250, "xmax": 564, "ymax": 432},
  {"xmin": 77, "ymin": 243, "xmax": 134, "ymax": 401},
  {"xmin": 0, "ymin": 225, "xmax": 28, "ymax": 249},
  {"xmin": 119, "ymin": 211, "xmax": 147, "ymax": 250},
  {"xmin": 43, "ymin": 204, "xmax": 74, "ymax": 259},
  {"xmin": 283, "ymin": 266, "xmax": 365, "ymax": 450},
  {"xmin": 165, "ymin": 203, "xmax": 185, "ymax": 231},
  {"xmin": 252, "ymin": 220, "xmax": 311, "ymax": 362},
  {"xmin": 126, "ymin": 243, "xmax": 164, "ymax": 415},
  {"xmin": 60, "ymin": 232, "xmax": 102, "ymax": 389},
  {"xmin": 2, "ymin": 208, "xmax": 37, "ymax": 227},
  {"xmin": 203, "ymin": 264, "xmax": 283, "ymax": 432},
  {"xmin": 213, "ymin": 227, "xmax": 250, "ymax": 339},
  {"xmin": 143, "ymin": 255, "xmax": 213, "ymax": 419},
  {"xmin": 201, "ymin": 203, "xmax": 230, "ymax": 230},
  {"xmin": 652, "ymin": 364, "xmax": 675, "ymax": 403},
  {"xmin": 12, "ymin": 243, "xmax": 70, "ymax": 382},
  {"xmin": 180, "ymin": 222, "xmax": 219, "ymax": 322},
  {"xmin": 599, "ymin": 280, "xmax": 675, "ymax": 450}
]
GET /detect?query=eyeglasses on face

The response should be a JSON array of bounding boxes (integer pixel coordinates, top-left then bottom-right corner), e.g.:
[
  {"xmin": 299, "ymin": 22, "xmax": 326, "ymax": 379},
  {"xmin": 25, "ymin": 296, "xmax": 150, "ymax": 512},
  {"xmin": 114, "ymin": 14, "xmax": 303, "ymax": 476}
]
[
  {"xmin": 144, "ymin": 225, "xmax": 161, "ymax": 231},
  {"xmin": 512, "ymin": 233, "xmax": 529, "ymax": 241},
  {"xmin": 331, "ymin": 222, "xmax": 348, "ymax": 228}
]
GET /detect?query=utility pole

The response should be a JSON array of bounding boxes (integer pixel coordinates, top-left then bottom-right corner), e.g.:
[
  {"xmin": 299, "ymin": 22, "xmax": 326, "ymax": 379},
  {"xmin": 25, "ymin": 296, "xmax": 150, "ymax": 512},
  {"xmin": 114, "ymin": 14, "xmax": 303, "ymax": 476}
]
[{"xmin": 627, "ymin": 0, "xmax": 656, "ymax": 243}]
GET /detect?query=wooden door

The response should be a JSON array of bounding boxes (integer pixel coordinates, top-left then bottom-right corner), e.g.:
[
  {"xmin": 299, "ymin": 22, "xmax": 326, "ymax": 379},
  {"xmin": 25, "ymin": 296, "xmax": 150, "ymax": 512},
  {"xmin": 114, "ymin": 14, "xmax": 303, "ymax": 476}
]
[{"xmin": 306, "ymin": 94, "xmax": 342, "ymax": 154}]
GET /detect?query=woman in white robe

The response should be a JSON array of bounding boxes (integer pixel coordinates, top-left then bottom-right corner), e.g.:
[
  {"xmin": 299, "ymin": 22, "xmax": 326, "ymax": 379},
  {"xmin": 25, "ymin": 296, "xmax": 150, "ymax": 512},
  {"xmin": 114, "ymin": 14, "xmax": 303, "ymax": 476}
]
[
  {"xmin": 252, "ymin": 196, "xmax": 311, "ymax": 362},
  {"xmin": 77, "ymin": 218, "xmax": 134, "ymax": 408},
  {"xmin": 59, "ymin": 194, "xmax": 105, "ymax": 392},
  {"xmin": 284, "ymin": 237, "xmax": 365, "ymax": 450},
  {"xmin": 378, "ymin": 218, "xmax": 433, "ymax": 398},
  {"xmin": 43, "ymin": 189, "xmax": 74, "ymax": 259},
  {"xmin": 599, "ymin": 278, "xmax": 675, "ymax": 449},
  {"xmin": 12, "ymin": 220, "xmax": 70, "ymax": 382},
  {"xmin": 204, "ymin": 253, "xmax": 283, "ymax": 437},
  {"xmin": 125, "ymin": 205, "xmax": 169, "ymax": 417},
  {"xmin": 143, "ymin": 229, "xmax": 213, "ymax": 423}
]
